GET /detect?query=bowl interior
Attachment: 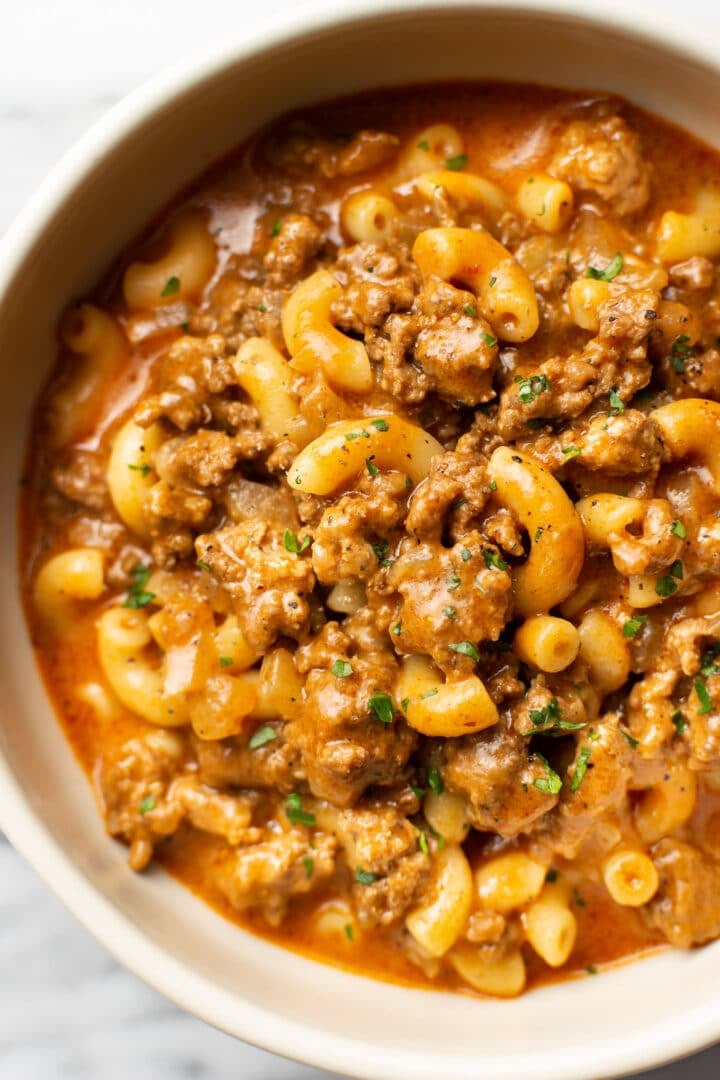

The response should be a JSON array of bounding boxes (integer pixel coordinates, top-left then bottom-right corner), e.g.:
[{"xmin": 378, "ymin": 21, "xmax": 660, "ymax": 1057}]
[{"xmin": 2, "ymin": 4, "xmax": 720, "ymax": 1078}]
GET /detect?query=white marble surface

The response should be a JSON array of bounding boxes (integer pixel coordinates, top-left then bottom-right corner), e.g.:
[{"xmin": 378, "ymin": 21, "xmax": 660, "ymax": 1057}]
[{"xmin": 4, "ymin": 0, "xmax": 720, "ymax": 1076}]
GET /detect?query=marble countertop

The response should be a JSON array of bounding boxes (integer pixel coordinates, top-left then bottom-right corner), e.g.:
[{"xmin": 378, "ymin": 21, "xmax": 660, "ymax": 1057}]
[{"xmin": 3, "ymin": 1, "xmax": 720, "ymax": 1076}]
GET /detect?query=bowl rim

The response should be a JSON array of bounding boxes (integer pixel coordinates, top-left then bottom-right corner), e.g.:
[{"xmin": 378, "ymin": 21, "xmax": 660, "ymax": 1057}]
[{"xmin": 4, "ymin": 1, "xmax": 720, "ymax": 1076}]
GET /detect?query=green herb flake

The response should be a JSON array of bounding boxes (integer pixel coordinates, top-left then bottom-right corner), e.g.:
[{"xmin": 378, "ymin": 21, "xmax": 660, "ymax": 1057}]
[
  {"xmin": 562, "ymin": 445, "xmax": 582, "ymax": 460},
  {"xmin": 700, "ymin": 643, "xmax": 720, "ymax": 677},
  {"xmin": 368, "ymin": 692, "xmax": 395, "ymax": 725},
  {"xmin": 128, "ymin": 463, "xmax": 151, "ymax": 476},
  {"xmin": 445, "ymin": 153, "xmax": 468, "ymax": 171},
  {"xmin": 411, "ymin": 784, "xmax": 426, "ymax": 798},
  {"xmin": 283, "ymin": 529, "xmax": 311, "ymax": 555},
  {"xmin": 344, "ymin": 923, "xmax": 354, "ymax": 940},
  {"xmin": 303, "ymin": 856, "xmax": 314, "ymax": 879},
  {"xmin": 249, "ymin": 725, "xmax": 277, "ymax": 750},
  {"xmin": 417, "ymin": 828, "xmax": 429, "ymax": 855},
  {"xmin": 332, "ymin": 659, "xmax": 353, "ymax": 678},
  {"xmin": 695, "ymin": 677, "xmax": 713, "ymax": 715},
  {"xmin": 160, "ymin": 275, "xmax": 181, "ymax": 297},
  {"xmin": 585, "ymin": 252, "xmax": 623, "ymax": 282},
  {"xmin": 482, "ymin": 331, "xmax": 498, "ymax": 347},
  {"xmin": 463, "ymin": 303, "xmax": 478, "ymax": 318},
  {"xmin": 417, "ymin": 139, "xmax": 430, "ymax": 151},
  {"xmin": 219, "ymin": 656, "xmax": 233, "ymax": 668},
  {"xmin": 609, "ymin": 387, "xmax": 625, "ymax": 415},
  {"xmin": 515, "ymin": 373, "xmax": 550, "ymax": 405},
  {"xmin": 355, "ymin": 867, "xmax": 378, "ymax": 885},
  {"xmin": 670, "ymin": 334, "xmax": 695, "ymax": 374},
  {"xmin": 344, "ymin": 429, "xmax": 370, "ymax": 441},
  {"xmin": 392, "ymin": 621, "xmax": 402, "ymax": 637},
  {"xmin": 428, "ymin": 765, "xmax": 444, "ymax": 796},
  {"xmin": 460, "ymin": 547, "xmax": 472, "ymax": 562},
  {"xmin": 534, "ymin": 527, "xmax": 544, "ymax": 543},
  {"xmin": 270, "ymin": 219, "xmax": 282, "ymax": 237},
  {"xmin": 448, "ymin": 641, "xmax": 480, "ymax": 662},
  {"xmin": 285, "ymin": 793, "xmax": 316, "ymax": 827},
  {"xmin": 196, "ymin": 559, "xmax": 212, "ymax": 573},
  {"xmin": 446, "ymin": 570, "xmax": 462, "ymax": 592},
  {"xmin": 570, "ymin": 745, "xmax": 592, "ymax": 792},
  {"xmin": 573, "ymin": 887, "xmax": 587, "ymax": 908},
  {"xmin": 623, "ymin": 615, "xmax": 648, "ymax": 639},
  {"xmin": 482, "ymin": 548, "xmax": 509, "ymax": 572},
  {"xmin": 620, "ymin": 728, "xmax": 639, "ymax": 750},
  {"xmin": 366, "ymin": 456, "xmax": 380, "ymax": 477},
  {"xmin": 671, "ymin": 709, "xmax": 687, "ymax": 734},
  {"xmin": 401, "ymin": 697, "xmax": 410, "ymax": 712},
  {"xmin": 532, "ymin": 753, "xmax": 563, "ymax": 796},
  {"xmin": 258, "ymin": 304, "xmax": 267, "ymax": 313},
  {"xmin": 123, "ymin": 564, "xmax": 156, "ymax": 610},
  {"xmin": 489, "ymin": 480, "xmax": 498, "ymax": 491},
  {"xmin": 671, "ymin": 519, "xmax": 687, "ymax": 540},
  {"xmin": 370, "ymin": 418, "xmax": 390, "ymax": 431},
  {"xmin": 586, "ymin": 964, "xmax": 598, "ymax": 975},
  {"xmin": 139, "ymin": 795, "xmax": 156, "ymax": 815},
  {"xmin": 656, "ymin": 570, "xmax": 680, "ymax": 598},
  {"xmin": 442, "ymin": 605, "xmax": 457, "ymax": 620},
  {"xmin": 421, "ymin": 688, "xmax": 439, "ymax": 700},
  {"xmin": 489, "ymin": 275, "xmax": 497, "ymax": 287}
]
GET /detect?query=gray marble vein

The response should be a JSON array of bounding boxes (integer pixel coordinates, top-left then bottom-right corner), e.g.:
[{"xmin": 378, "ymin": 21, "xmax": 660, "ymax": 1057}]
[{"xmin": 3, "ymin": 0, "xmax": 720, "ymax": 1075}]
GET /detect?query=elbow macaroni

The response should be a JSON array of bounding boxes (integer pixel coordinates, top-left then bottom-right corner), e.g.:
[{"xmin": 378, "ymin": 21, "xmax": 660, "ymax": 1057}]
[
  {"xmin": 405, "ymin": 844, "xmax": 473, "ymax": 957},
  {"xmin": 395, "ymin": 654, "xmax": 498, "ymax": 737},
  {"xmin": 515, "ymin": 173, "xmax": 574, "ymax": 233},
  {"xmin": 106, "ymin": 420, "xmax": 165, "ymax": 538},
  {"xmin": 123, "ymin": 210, "xmax": 217, "ymax": 310}
]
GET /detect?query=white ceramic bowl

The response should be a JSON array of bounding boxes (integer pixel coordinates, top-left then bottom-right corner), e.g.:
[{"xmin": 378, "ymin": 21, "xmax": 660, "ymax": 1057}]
[{"xmin": 3, "ymin": 2, "xmax": 720, "ymax": 1077}]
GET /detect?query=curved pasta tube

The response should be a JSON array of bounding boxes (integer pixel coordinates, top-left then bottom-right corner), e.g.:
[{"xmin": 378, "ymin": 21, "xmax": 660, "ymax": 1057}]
[
  {"xmin": 412, "ymin": 227, "xmax": 539, "ymax": 342},
  {"xmin": 423, "ymin": 790, "xmax": 470, "ymax": 845},
  {"xmin": 475, "ymin": 852, "xmax": 546, "ymax": 913},
  {"xmin": 123, "ymin": 210, "xmax": 217, "ymax": 310},
  {"xmin": 287, "ymin": 416, "xmax": 442, "ymax": 495},
  {"xmin": 601, "ymin": 848, "xmax": 659, "ymax": 907},
  {"xmin": 106, "ymin": 419, "xmax": 165, "ymax": 537},
  {"xmin": 282, "ymin": 269, "xmax": 373, "ymax": 394},
  {"xmin": 97, "ymin": 607, "xmax": 188, "ymax": 727},
  {"xmin": 405, "ymin": 844, "xmax": 473, "ymax": 957},
  {"xmin": 449, "ymin": 943, "xmax": 526, "ymax": 997},
  {"xmin": 326, "ymin": 579, "xmax": 367, "ymax": 615},
  {"xmin": 577, "ymin": 610, "xmax": 630, "ymax": 695},
  {"xmin": 189, "ymin": 672, "xmax": 258, "ymax": 740},
  {"xmin": 488, "ymin": 447, "xmax": 585, "ymax": 616},
  {"xmin": 513, "ymin": 614, "xmax": 580, "ymax": 672},
  {"xmin": 253, "ymin": 647, "xmax": 304, "ymax": 722},
  {"xmin": 395, "ymin": 654, "xmax": 498, "ymax": 737},
  {"xmin": 53, "ymin": 304, "xmax": 128, "ymax": 445},
  {"xmin": 652, "ymin": 399, "xmax": 720, "ymax": 493},
  {"xmin": 414, "ymin": 170, "xmax": 509, "ymax": 220},
  {"xmin": 657, "ymin": 208, "xmax": 720, "ymax": 262},
  {"xmin": 567, "ymin": 279, "xmax": 611, "ymax": 332},
  {"xmin": 515, "ymin": 173, "xmax": 574, "ymax": 233},
  {"xmin": 523, "ymin": 882, "xmax": 577, "ymax": 967},
  {"xmin": 340, "ymin": 190, "xmax": 401, "ymax": 244},
  {"xmin": 393, "ymin": 124, "xmax": 465, "ymax": 182},
  {"xmin": 233, "ymin": 338, "xmax": 299, "ymax": 441},
  {"xmin": 33, "ymin": 548, "xmax": 105, "ymax": 627},
  {"xmin": 635, "ymin": 764, "xmax": 697, "ymax": 844}
]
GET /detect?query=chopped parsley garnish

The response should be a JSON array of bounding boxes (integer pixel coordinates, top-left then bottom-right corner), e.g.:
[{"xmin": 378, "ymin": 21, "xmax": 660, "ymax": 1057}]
[
  {"xmin": 446, "ymin": 570, "xmax": 462, "ymax": 592},
  {"xmin": 573, "ymin": 887, "xmax": 587, "ymax": 908},
  {"xmin": 656, "ymin": 560, "xmax": 683, "ymax": 597},
  {"xmin": 270, "ymin": 219, "xmax": 282, "ymax": 237},
  {"xmin": 609, "ymin": 387, "xmax": 625, "ymax": 415},
  {"xmin": 445, "ymin": 153, "xmax": 468, "ymax": 171},
  {"xmin": 562, "ymin": 446, "xmax": 582, "ymax": 460},
  {"xmin": 417, "ymin": 139, "xmax": 430, "ymax": 151},
  {"xmin": 303, "ymin": 856, "xmax": 314, "ymax": 879},
  {"xmin": 392, "ymin": 621, "xmax": 402, "ymax": 636},
  {"xmin": 372, "ymin": 541, "xmax": 394, "ymax": 567},
  {"xmin": 160, "ymin": 275, "xmax": 181, "ymax": 297},
  {"xmin": 527, "ymin": 698, "xmax": 585, "ymax": 736},
  {"xmin": 123, "ymin": 565, "xmax": 155, "ymax": 609},
  {"xmin": 464, "ymin": 303, "xmax": 477, "ymax": 318},
  {"xmin": 671, "ymin": 709, "xmax": 687, "ymax": 734},
  {"xmin": 529, "ymin": 697, "xmax": 561, "ymax": 727},
  {"xmin": 515, "ymin": 373, "xmax": 550, "ymax": 404},
  {"xmin": 344, "ymin": 924, "xmax": 354, "ymax": 940},
  {"xmin": 460, "ymin": 547, "xmax": 472, "ymax": 562},
  {"xmin": 695, "ymin": 677, "xmax": 713, "ymax": 715},
  {"xmin": 196, "ymin": 559, "xmax": 212, "ymax": 573},
  {"xmin": 401, "ymin": 697, "xmax": 410, "ymax": 712},
  {"xmin": 411, "ymin": 784, "xmax": 426, "ymax": 799},
  {"xmin": 332, "ymin": 659, "xmax": 353, "ymax": 678},
  {"xmin": 448, "ymin": 641, "xmax": 480, "ymax": 661},
  {"xmin": 370, "ymin": 418, "xmax": 389, "ymax": 431},
  {"xmin": 258, "ymin": 304, "xmax": 267, "ymax": 313},
  {"xmin": 139, "ymin": 795, "xmax": 156, "ymax": 815},
  {"xmin": 482, "ymin": 549, "xmax": 508, "ymax": 572},
  {"xmin": 585, "ymin": 252, "xmax": 623, "ymax": 282},
  {"xmin": 570, "ymin": 745, "xmax": 592, "ymax": 792},
  {"xmin": 128, "ymin": 463, "xmax": 151, "ymax": 476},
  {"xmin": 620, "ymin": 728, "xmax": 639, "ymax": 750},
  {"xmin": 219, "ymin": 656, "xmax": 233, "ymax": 668},
  {"xmin": 534, "ymin": 527, "xmax": 544, "ymax": 543},
  {"xmin": 671, "ymin": 519, "xmax": 687, "ymax": 540},
  {"xmin": 700, "ymin": 643, "xmax": 720, "ymax": 677},
  {"xmin": 249, "ymin": 725, "xmax": 277, "ymax": 750},
  {"xmin": 421, "ymin": 687, "xmax": 439, "ymax": 699},
  {"xmin": 670, "ymin": 334, "xmax": 695, "ymax": 374},
  {"xmin": 443, "ymin": 605, "xmax": 457, "ymax": 620},
  {"xmin": 489, "ymin": 275, "xmax": 497, "ymax": 287},
  {"xmin": 532, "ymin": 753, "xmax": 563, "ymax": 795},
  {"xmin": 482, "ymin": 331, "xmax": 498, "ymax": 347},
  {"xmin": 366, "ymin": 456, "xmax": 379, "ymax": 477},
  {"xmin": 283, "ymin": 529, "xmax": 311, "ymax": 554},
  {"xmin": 344, "ymin": 428, "xmax": 370, "ymax": 441},
  {"xmin": 355, "ymin": 867, "xmax": 377, "ymax": 885},
  {"xmin": 285, "ymin": 793, "xmax": 316, "ymax": 827},
  {"xmin": 368, "ymin": 692, "xmax": 395, "ymax": 724},
  {"xmin": 586, "ymin": 965, "xmax": 598, "ymax": 975},
  {"xmin": 428, "ymin": 765, "xmax": 444, "ymax": 796},
  {"xmin": 622, "ymin": 615, "xmax": 648, "ymax": 638},
  {"xmin": 417, "ymin": 828, "xmax": 430, "ymax": 855}
]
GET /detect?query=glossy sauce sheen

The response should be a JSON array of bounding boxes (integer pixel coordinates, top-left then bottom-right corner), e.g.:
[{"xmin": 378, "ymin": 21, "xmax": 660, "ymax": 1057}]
[{"xmin": 21, "ymin": 82, "xmax": 720, "ymax": 995}]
